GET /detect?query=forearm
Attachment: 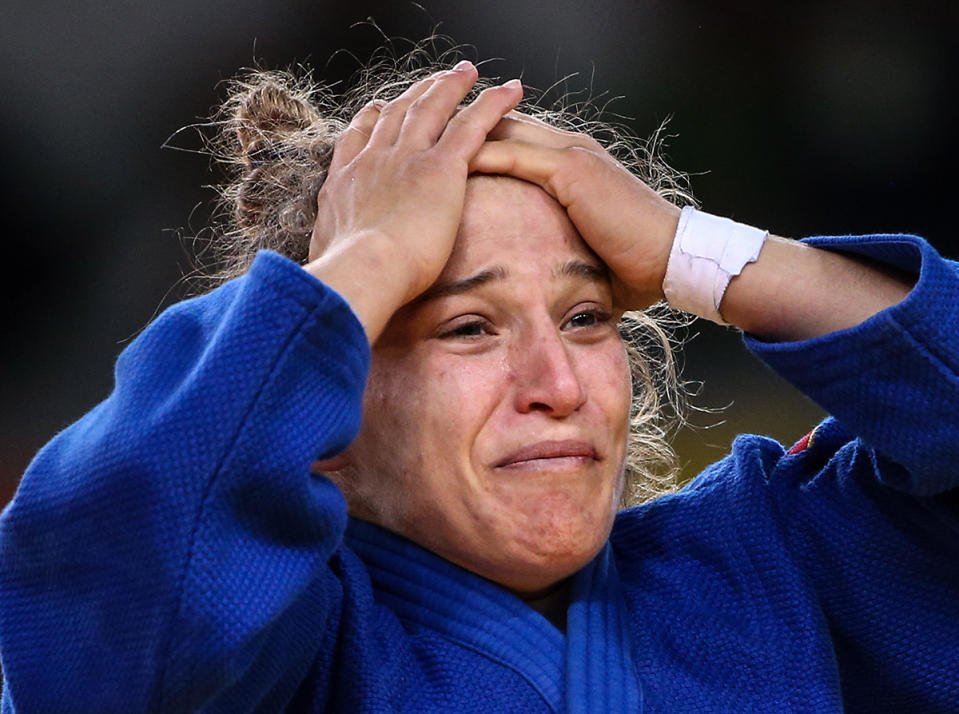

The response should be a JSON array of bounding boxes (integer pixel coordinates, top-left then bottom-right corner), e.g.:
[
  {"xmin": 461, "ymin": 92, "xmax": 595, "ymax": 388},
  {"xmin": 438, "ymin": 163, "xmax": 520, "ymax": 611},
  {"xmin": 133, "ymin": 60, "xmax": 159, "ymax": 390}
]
[{"xmin": 720, "ymin": 235, "xmax": 915, "ymax": 341}]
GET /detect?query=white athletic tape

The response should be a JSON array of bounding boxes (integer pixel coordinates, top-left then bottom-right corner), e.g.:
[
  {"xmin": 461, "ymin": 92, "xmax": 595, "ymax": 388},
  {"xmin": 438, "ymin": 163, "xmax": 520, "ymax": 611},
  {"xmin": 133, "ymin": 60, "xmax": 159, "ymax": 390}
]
[{"xmin": 662, "ymin": 206, "xmax": 767, "ymax": 324}]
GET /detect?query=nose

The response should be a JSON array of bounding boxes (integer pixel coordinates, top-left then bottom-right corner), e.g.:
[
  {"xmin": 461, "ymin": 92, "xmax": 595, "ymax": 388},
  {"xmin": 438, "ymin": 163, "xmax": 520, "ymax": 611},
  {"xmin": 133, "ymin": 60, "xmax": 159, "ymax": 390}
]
[{"xmin": 510, "ymin": 327, "xmax": 587, "ymax": 417}]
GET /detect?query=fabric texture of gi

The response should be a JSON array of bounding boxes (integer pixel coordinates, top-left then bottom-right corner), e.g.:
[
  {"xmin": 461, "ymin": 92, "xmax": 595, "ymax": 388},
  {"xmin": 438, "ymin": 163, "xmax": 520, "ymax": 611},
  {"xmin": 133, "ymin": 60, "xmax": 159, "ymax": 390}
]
[{"xmin": 1, "ymin": 234, "xmax": 956, "ymax": 713}]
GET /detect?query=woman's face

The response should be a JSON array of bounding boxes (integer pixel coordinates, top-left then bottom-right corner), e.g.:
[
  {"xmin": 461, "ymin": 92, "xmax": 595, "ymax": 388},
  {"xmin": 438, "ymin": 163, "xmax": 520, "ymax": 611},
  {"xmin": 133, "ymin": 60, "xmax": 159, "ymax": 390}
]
[{"xmin": 330, "ymin": 176, "xmax": 631, "ymax": 595}]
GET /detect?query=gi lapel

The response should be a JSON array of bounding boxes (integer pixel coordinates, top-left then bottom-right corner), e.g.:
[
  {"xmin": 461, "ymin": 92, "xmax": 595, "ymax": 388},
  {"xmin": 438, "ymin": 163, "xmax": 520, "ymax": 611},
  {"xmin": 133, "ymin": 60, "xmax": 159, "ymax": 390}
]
[
  {"xmin": 346, "ymin": 518, "xmax": 566, "ymax": 712},
  {"xmin": 566, "ymin": 543, "xmax": 643, "ymax": 713}
]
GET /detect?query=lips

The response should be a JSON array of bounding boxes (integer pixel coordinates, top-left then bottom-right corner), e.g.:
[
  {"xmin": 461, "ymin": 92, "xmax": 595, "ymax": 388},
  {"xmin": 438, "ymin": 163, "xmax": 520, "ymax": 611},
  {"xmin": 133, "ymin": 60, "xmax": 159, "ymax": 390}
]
[{"xmin": 495, "ymin": 440, "xmax": 599, "ymax": 469}]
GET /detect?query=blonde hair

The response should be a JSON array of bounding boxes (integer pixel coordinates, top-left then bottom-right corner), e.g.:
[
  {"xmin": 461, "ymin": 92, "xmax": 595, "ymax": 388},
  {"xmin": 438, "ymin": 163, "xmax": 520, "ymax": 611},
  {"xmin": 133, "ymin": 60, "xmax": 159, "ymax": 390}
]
[{"xmin": 194, "ymin": 36, "xmax": 693, "ymax": 506}]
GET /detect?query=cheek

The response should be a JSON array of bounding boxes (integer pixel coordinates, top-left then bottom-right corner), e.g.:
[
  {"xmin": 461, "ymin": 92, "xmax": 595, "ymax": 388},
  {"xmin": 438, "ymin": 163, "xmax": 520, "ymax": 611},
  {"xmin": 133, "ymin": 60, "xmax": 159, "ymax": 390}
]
[
  {"xmin": 355, "ymin": 364, "xmax": 429, "ymax": 469},
  {"xmin": 353, "ymin": 354, "xmax": 503, "ymax": 481},
  {"xmin": 583, "ymin": 342, "xmax": 632, "ymax": 426}
]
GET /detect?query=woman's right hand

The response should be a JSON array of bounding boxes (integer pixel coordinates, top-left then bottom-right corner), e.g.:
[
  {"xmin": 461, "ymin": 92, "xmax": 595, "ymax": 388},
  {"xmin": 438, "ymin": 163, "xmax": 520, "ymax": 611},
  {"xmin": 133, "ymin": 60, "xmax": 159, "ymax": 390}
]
[{"xmin": 304, "ymin": 62, "xmax": 523, "ymax": 343}]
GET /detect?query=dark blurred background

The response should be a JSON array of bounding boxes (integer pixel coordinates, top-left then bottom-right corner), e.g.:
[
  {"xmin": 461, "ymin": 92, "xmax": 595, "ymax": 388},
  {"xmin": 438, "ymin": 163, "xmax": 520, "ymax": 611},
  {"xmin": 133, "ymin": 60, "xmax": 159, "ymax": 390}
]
[{"xmin": 2, "ymin": 0, "xmax": 957, "ymax": 507}]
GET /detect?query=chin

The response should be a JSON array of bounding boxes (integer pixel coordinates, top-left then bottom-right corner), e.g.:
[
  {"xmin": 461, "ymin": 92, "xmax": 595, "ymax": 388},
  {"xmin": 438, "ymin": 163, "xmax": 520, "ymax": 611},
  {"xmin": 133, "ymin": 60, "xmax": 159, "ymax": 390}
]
[
  {"xmin": 495, "ymin": 505, "xmax": 614, "ymax": 594},
  {"xmin": 493, "ymin": 544, "xmax": 604, "ymax": 596}
]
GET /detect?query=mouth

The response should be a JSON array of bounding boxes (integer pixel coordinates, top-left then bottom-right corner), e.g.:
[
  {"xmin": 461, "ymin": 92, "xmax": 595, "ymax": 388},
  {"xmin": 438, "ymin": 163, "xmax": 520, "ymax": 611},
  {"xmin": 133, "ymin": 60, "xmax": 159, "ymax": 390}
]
[{"xmin": 495, "ymin": 440, "xmax": 599, "ymax": 471}]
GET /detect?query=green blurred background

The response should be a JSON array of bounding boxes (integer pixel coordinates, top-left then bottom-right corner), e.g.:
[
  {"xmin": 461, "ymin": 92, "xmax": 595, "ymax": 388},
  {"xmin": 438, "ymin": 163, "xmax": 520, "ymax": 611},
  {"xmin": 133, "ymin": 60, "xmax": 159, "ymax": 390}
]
[{"xmin": 2, "ymin": 0, "xmax": 957, "ymax": 507}]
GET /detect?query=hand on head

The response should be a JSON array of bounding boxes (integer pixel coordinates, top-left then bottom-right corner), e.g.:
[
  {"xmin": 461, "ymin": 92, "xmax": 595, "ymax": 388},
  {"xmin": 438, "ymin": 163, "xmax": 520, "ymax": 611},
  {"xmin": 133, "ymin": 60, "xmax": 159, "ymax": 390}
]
[
  {"xmin": 308, "ymin": 62, "xmax": 523, "ymax": 315},
  {"xmin": 474, "ymin": 112, "xmax": 682, "ymax": 311},
  {"xmin": 307, "ymin": 62, "xmax": 680, "ymax": 344}
]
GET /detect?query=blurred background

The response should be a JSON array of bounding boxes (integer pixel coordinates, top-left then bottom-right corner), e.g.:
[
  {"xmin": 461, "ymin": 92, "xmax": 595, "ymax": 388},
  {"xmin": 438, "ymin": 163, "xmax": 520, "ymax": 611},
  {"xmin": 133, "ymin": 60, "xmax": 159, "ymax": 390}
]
[{"xmin": 2, "ymin": 0, "xmax": 957, "ymax": 507}]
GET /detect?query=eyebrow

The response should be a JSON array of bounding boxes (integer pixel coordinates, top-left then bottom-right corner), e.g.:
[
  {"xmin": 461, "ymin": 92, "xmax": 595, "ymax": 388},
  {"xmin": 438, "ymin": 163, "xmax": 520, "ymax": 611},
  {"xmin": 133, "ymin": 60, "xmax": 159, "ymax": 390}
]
[
  {"xmin": 414, "ymin": 266, "xmax": 510, "ymax": 304},
  {"xmin": 414, "ymin": 259, "xmax": 609, "ymax": 304},
  {"xmin": 555, "ymin": 259, "xmax": 609, "ymax": 283}
]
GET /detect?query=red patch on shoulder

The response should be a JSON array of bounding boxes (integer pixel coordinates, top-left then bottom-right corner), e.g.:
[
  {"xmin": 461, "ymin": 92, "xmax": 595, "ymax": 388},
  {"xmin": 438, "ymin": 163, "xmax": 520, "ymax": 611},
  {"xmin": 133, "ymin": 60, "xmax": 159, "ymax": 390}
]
[{"xmin": 787, "ymin": 429, "xmax": 816, "ymax": 455}]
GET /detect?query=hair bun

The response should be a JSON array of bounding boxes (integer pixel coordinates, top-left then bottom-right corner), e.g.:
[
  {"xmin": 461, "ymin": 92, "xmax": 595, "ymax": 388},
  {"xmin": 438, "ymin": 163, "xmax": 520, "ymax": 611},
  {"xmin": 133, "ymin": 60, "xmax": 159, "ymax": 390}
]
[
  {"xmin": 233, "ymin": 78, "xmax": 325, "ymax": 163},
  {"xmin": 203, "ymin": 70, "xmax": 340, "ymax": 279}
]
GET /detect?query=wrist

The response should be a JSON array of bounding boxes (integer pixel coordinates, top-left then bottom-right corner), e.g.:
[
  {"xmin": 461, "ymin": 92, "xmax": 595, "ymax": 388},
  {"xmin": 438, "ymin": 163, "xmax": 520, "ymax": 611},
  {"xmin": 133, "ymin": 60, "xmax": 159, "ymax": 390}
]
[
  {"xmin": 661, "ymin": 207, "xmax": 768, "ymax": 324},
  {"xmin": 304, "ymin": 231, "xmax": 413, "ymax": 343},
  {"xmin": 650, "ymin": 208, "xmax": 680, "ymax": 303}
]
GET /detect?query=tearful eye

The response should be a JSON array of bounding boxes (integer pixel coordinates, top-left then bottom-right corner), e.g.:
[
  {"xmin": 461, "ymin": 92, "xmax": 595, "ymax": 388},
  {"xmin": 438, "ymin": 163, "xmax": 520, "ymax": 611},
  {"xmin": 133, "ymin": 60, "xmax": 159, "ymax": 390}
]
[
  {"xmin": 564, "ymin": 309, "xmax": 610, "ymax": 330},
  {"xmin": 439, "ymin": 319, "xmax": 491, "ymax": 339},
  {"xmin": 568, "ymin": 312, "xmax": 598, "ymax": 328}
]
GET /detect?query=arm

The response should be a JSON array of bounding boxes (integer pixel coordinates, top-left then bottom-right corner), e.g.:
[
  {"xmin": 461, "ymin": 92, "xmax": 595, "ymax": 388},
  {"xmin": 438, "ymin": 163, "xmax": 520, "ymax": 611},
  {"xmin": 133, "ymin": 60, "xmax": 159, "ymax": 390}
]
[
  {"xmin": 748, "ymin": 235, "xmax": 959, "ymax": 709},
  {"xmin": 472, "ymin": 112, "xmax": 913, "ymax": 341},
  {"xmin": 746, "ymin": 232, "xmax": 959, "ymax": 493},
  {"xmin": 0, "ymin": 64, "xmax": 524, "ymax": 713},
  {"xmin": 0, "ymin": 253, "xmax": 369, "ymax": 712}
]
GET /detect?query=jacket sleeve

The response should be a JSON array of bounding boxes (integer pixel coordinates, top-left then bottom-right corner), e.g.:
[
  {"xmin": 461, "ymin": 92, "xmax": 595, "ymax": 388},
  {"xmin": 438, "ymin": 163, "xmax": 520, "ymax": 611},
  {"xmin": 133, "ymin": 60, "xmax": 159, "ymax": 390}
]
[
  {"xmin": 0, "ymin": 251, "xmax": 371, "ymax": 713},
  {"xmin": 745, "ymin": 233, "xmax": 959, "ymax": 496},
  {"xmin": 744, "ymin": 234, "xmax": 959, "ymax": 710}
]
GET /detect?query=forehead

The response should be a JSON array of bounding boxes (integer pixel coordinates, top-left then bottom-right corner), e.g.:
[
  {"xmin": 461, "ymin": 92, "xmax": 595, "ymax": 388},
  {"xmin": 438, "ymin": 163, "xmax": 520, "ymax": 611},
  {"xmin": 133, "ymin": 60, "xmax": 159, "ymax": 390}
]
[{"xmin": 440, "ymin": 176, "xmax": 597, "ymax": 279}]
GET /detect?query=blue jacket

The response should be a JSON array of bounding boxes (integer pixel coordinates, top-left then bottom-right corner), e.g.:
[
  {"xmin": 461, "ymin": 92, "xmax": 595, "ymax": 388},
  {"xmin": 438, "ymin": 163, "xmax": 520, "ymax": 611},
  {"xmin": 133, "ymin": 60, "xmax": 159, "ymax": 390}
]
[{"xmin": 1, "ymin": 234, "xmax": 956, "ymax": 712}]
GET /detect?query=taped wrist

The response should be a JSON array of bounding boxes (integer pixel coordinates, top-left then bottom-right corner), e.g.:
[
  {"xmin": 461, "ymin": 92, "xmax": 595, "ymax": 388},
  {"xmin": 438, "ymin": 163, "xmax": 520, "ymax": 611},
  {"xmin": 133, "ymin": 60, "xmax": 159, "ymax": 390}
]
[{"xmin": 662, "ymin": 206, "xmax": 767, "ymax": 324}]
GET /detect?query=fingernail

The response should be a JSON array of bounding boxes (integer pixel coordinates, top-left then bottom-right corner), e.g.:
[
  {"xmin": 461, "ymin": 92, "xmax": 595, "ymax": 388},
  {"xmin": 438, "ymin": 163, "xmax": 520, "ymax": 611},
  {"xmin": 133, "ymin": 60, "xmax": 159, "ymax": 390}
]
[
  {"xmin": 453, "ymin": 60, "xmax": 473, "ymax": 71},
  {"xmin": 503, "ymin": 78, "xmax": 522, "ymax": 90}
]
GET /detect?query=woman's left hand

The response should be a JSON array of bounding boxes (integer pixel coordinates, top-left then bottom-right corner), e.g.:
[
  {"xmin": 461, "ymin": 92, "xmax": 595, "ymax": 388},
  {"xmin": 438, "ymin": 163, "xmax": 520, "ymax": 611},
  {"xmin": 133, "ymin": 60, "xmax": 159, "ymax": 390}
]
[{"xmin": 471, "ymin": 113, "xmax": 682, "ymax": 310}]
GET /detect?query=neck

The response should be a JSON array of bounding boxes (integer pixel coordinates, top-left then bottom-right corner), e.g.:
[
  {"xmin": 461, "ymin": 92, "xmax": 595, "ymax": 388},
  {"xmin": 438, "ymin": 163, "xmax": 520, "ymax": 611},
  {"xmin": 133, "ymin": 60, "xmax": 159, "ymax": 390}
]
[{"xmin": 520, "ymin": 578, "xmax": 572, "ymax": 633}]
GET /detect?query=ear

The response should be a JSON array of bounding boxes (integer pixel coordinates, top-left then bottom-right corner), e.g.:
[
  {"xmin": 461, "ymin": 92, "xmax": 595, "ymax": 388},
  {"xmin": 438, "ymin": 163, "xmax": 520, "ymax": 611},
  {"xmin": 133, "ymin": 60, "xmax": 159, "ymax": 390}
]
[{"xmin": 311, "ymin": 449, "xmax": 353, "ymax": 474}]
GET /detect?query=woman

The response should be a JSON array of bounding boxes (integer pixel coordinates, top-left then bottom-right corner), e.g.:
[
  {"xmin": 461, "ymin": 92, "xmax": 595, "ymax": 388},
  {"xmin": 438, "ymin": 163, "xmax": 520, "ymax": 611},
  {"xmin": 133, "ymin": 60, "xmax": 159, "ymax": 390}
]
[{"xmin": 0, "ymin": 56, "xmax": 956, "ymax": 713}]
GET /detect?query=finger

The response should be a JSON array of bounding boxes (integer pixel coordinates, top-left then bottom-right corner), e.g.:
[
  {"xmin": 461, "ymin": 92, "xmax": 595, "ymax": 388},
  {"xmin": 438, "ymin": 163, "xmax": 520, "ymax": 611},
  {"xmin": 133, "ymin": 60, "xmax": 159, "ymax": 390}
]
[
  {"xmin": 436, "ymin": 79, "xmax": 524, "ymax": 159},
  {"xmin": 470, "ymin": 138, "xmax": 615, "ymax": 213},
  {"xmin": 469, "ymin": 139, "xmax": 571, "ymax": 200},
  {"xmin": 366, "ymin": 70, "xmax": 445, "ymax": 147},
  {"xmin": 396, "ymin": 61, "xmax": 482, "ymax": 146},
  {"xmin": 329, "ymin": 99, "xmax": 384, "ymax": 171},
  {"xmin": 486, "ymin": 111, "xmax": 595, "ymax": 149}
]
